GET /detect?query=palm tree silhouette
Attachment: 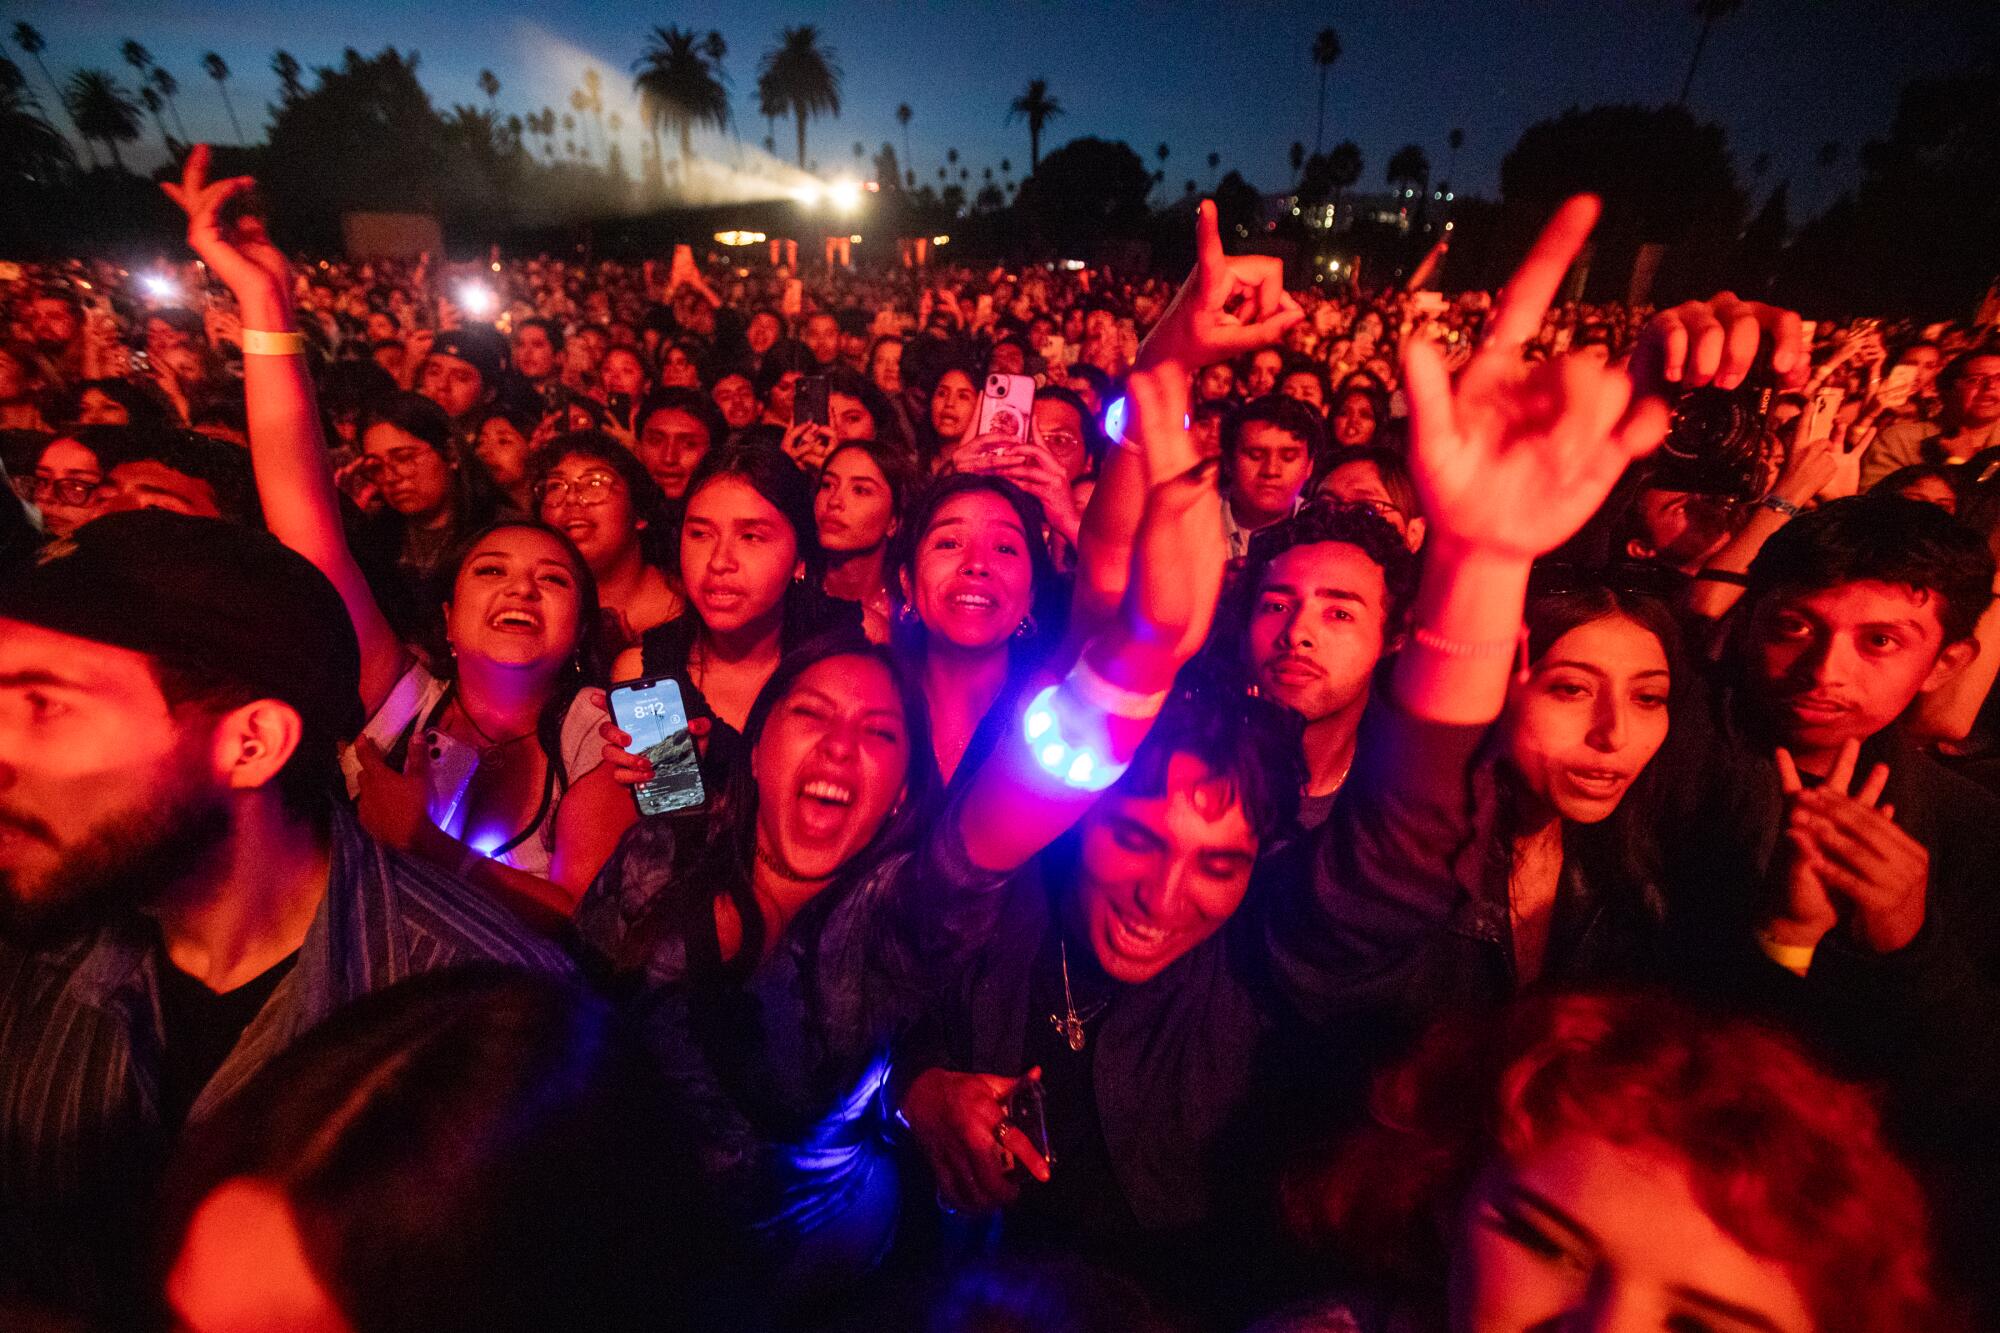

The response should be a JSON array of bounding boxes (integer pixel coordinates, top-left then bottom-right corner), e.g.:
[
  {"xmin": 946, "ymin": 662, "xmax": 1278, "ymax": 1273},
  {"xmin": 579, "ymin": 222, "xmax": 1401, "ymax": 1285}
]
[
  {"xmin": 1445, "ymin": 128, "xmax": 1464, "ymax": 189},
  {"xmin": 1290, "ymin": 141, "xmax": 1305, "ymax": 186},
  {"xmin": 150, "ymin": 66, "xmax": 187, "ymax": 141},
  {"xmin": 66, "ymin": 69, "xmax": 141, "ymax": 172},
  {"xmin": 1327, "ymin": 140, "xmax": 1362, "ymax": 218},
  {"xmin": 1207, "ymin": 150, "xmax": 1220, "ymax": 188},
  {"xmin": 203, "ymin": 53, "xmax": 244, "ymax": 143},
  {"xmin": 758, "ymin": 25, "xmax": 841, "ymax": 170},
  {"xmin": 1386, "ymin": 143, "xmax": 1430, "ymax": 202},
  {"xmin": 896, "ymin": 102, "xmax": 912, "ymax": 173},
  {"xmin": 1007, "ymin": 77, "xmax": 1062, "ymax": 171},
  {"xmin": 1311, "ymin": 27, "xmax": 1340, "ymax": 153},
  {"xmin": 478, "ymin": 68, "xmax": 500, "ymax": 107},
  {"xmin": 1678, "ymin": 0, "xmax": 1744, "ymax": 105},
  {"xmin": 633, "ymin": 25, "xmax": 731, "ymax": 188},
  {"xmin": 271, "ymin": 50, "xmax": 303, "ymax": 103},
  {"xmin": 1, "ymin": 58, "xmax": 76, "ymax": 180},
  {"xmin": 120, "ymin": 40, "xmax": 152, "ymax": 82},
  {"xmin": 140, "ymin": 84, "xmax": 173, "ymax": 155},
  {"xmin": 13, "ymin": 22, "xmax": 91, "ymax": 164}
]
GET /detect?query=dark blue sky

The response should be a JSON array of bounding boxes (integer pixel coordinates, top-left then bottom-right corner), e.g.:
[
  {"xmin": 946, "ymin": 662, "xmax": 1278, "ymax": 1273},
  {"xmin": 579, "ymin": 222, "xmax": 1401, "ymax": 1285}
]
[{"xmin": 17, "ymin": 0, "xmax": 1996, "ymax": 218}]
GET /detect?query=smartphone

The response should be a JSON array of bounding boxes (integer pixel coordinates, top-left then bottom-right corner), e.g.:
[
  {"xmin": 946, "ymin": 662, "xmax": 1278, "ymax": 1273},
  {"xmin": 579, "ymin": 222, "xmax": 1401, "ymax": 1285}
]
[
  {"xmin": 795, "ymin": 374, "xmax": 831, "ymax": 428},
  {"xmin": 973, "ymin": 372, "xmax": 1036, "ymax": 444},
  {"xmin": 1803, "ymin": 385, "xmax": 1844, "ymax": 441},
  {"xmin": 419, "ymin": 726, "xmax": 482, "ymax": 836},
  {"xmin": 606, "ymin": 392, "xmax": 633, "ymax": 428},
  {"xmin": 1002, "ymin": 1075, "xmax": 1053, "ymax": 1168},
  {"xmin": 608, "ymin": 677, "xmax": 706, "ymax": 817}
]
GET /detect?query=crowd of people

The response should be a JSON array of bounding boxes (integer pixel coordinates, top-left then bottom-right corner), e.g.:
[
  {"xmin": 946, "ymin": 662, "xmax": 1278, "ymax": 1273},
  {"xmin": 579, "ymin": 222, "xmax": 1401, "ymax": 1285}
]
[{"xmin": 3, "ymin": 142, "xmax": 2000, "ymax": 1332}]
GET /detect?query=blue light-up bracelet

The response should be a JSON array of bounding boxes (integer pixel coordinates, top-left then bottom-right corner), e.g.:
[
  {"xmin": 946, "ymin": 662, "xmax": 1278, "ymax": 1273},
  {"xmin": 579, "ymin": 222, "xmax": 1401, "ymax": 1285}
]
[{"xmin": 1021, "ymin": 658, "xmax": 1172, "ymax": 792}]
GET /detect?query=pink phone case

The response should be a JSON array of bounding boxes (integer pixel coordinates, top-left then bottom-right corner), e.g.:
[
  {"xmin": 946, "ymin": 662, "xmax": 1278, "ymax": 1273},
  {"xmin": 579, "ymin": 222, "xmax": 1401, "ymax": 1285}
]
[{"xmin": 973, "ymin": 372, "xmax": 1036, "ymax": 444}]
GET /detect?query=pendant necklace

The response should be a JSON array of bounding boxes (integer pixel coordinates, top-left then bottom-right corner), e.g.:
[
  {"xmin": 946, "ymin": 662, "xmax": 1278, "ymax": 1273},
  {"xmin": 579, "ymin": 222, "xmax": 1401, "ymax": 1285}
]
[{"xmin": 1048, "ymin": 940, "xmax": 1110, "ymax": 1053}]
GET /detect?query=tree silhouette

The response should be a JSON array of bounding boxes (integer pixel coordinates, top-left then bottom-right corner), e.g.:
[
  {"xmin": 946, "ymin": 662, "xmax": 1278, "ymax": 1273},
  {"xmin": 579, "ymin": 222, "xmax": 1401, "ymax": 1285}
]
[
  {"xmin": 633, "ymin": 25, "xmax": 731, "ymax": 189},
  {"xmin": 120, "ymin": 40, "xmax": 152, "ymax": 82},
  {"xmin": 1, "ymin": 55, "xmax": 76, "ymax": 183},
  {"xmin": 66, "ymin": 69, "xmax": 141, "ymax": 172},
  {"xmin": 1207, "ymin": 150, "xmax": 1220, "ymax": 188},
  {"xmin": 1445, "ymin": 127, "xmax": 1464, "ymax": 188},
  {"xmin": 1012, "ymin": 136, "xmax": 1150, "ymax": 253},
  {"xmin": 1678, "ymin": 0, "xmax": 1744, "ymax": 105},
  {"xmin": 478, "ymin": 68, "xmax": 500, "ymax": 106},
  {"xmin": 1311, "ymin": 27, "xmax": 1340, "ymax": 153},
  {"xmin": 272, "ymin": 50, "xmax": 304, "ymax": 103},
  {"xmin": 757, "ymin": 26, "xmax": 841, "ymax": 170},
  {"xmin": 1007, "ymin": 77, "xmax": 1063, "ymax": 171},
  {"xmin": 896, "ymin": 101, "xmax": 912, "ymax": 173},
  {"xmin": 1387, "ymin": 143, "xmax": 1430, "ymax": 199},
  {"xmin": 1326, "ymin": 140, "xmax": 1363, "ymax": 216},
  {"xmin": 203, "ymin": 52, "xmax": 244, "ymax": 143},
  {"xmin": 12, "ymin": 22, "xmax": 90, "ymax": 164},
  {"xmin": 1289, "ymin": 140, "xmax": 1305, "ymax": 184},
  {"xmin": 151, "ymin": 66, "xmax": 188, "ymax": 141},
  {"xmin": 140, "ymin": 83, "xmax": 173, "ymax": 155}
]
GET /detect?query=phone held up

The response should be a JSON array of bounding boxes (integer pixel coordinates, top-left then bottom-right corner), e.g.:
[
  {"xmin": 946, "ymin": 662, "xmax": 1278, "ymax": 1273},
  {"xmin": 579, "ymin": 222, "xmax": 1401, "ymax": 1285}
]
[
  {"xmin": 608, "ymin": 677, "xmax": 707, "ymax": 817},
  {"xmin": 973, "ymin": 372, "xmax": 1036, "ymax": 446},
  {"xmin": 795, "ymin": 375, "xmax": 832, "ymax": 429}
]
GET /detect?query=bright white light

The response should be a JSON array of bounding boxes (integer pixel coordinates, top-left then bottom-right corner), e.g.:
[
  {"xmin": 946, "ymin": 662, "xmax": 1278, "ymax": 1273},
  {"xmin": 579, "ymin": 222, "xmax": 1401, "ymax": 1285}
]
[
  {"xmin": 791, "ymin": 182, "xmax": 823, "ymax": 206},
  {"xmin": 827, "ymin": 179, "xmax": 863, "ymax": 213},
  {"xmin": 848, "ymin": 233, "xmax": 862, "ymax": 244},
  {"xmin": 1445, "ymin": 221, "xmax": 1455, "ymax": 231},
  {"xmin": 457, "ymin": 282, "xmax": 496, "ymax": 317},
  {"xmin": 1445, "ymin": 192, "xmax": 1455, "ymax": 201},
  {"xmin": 1061, "ymin": 258, "xmax": 1086, "ymax": 272},
  {"xmin": 142, "ymin": 274, "xmax": 178, "ymax": 300},
  {"xmin": 714, "ymin": 230, "xmax": 767, "ymax": 246},
  {"xmin": 932, "ymin": 234, "xmax": 951, "ymax": 246},
  {"xmin": 1103, "ymin": 396, "xmax": 1127, "ymax": 441}
]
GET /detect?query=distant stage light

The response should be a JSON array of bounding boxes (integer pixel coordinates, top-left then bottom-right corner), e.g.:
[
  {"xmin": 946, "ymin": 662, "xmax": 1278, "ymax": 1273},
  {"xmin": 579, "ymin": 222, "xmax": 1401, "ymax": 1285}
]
[
  {"xmin": 142, "ymin": 273, "xmax": 179, "ymax": 301},
  {"xmin": 714, "ymin": 230, "xmax": 767, "ymax": 246},
  {"xmin": 932, "ymin": 234, "xmax": 951, "ymax": 246},
  {"xmin": 848, "ymin": 234, "xmax": 863, "ymax": 244},
  {"xmin": 791, "ymin": 182, "xmax": 823, "ymax": 206},
  {"xmin": 828, "ymin": 179, "xmax": 863, "ymax": 213},
  {"xmin": 456, "ymin": 282, "xmax": 496, "ymax": 317}
]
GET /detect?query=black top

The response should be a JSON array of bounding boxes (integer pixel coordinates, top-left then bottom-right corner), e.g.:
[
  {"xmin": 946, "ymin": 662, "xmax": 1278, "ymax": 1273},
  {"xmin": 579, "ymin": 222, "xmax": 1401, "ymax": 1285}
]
[{"xmin": 155, "ymin": 945, "xmax": 298, "ymax": 1134}]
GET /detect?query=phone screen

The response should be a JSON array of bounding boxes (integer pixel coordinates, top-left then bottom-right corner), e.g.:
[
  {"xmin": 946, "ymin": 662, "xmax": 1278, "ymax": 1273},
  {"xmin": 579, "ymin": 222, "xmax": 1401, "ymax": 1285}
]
[
  {"xmin": 795, "ymin": 375, "xmax": 831, "ymax": 427},
  {"xmin": 609, "ymin": 677, "xmax": 706, "ymax": 817}
]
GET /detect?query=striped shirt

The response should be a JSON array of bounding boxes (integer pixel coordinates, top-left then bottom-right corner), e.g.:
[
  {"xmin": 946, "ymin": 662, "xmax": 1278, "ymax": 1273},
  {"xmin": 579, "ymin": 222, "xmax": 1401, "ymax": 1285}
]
[{"xmin": 0, "ymin": 806, "xmax": 575, "ymax": 1317}]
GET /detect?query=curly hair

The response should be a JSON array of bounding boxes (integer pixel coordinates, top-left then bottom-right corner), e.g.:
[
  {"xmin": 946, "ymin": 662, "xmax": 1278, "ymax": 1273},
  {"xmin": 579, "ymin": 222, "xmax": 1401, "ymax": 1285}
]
[{"xmin": 1292, "ymin": 990, "xmax": 1946, "ymax": 1333}]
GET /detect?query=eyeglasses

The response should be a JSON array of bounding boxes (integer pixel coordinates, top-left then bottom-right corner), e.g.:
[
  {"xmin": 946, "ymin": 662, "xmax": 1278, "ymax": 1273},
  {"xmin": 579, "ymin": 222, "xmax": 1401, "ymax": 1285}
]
[
  {"xmin": 534, "ymin": 472, "xmax": 622, "ymax": 507},
  {"xmin": 357, "ymin": 447, "xmax": 437, "ymax": 480},
  {"xmin": 16, "ymin": 474, "xmax": 104, "ymax": 507},
  {"xmin": 1037, "ymin": 430, "xmax": 1084, "ymax": 457}
]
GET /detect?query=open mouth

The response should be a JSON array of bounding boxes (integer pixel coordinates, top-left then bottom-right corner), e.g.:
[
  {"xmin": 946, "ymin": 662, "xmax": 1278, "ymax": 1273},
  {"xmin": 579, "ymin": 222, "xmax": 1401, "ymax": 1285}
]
[
  {"xmin": 794, "ymin": 776, "xmax": 858, "ymax": 841},
  {"xmin": 1781, "ymin": 695, "xmax": 1850, "ymax": 723},
  {"xmin": 1106, "ymin": 902, "xmax": 1171, "ymax": 958},
  {"xmin": 488, "ymin": 607, "xmax": 543, "ymax": 633},
  {"xmin": 945, "ymin": 587, "xmax": 999, "ymax": 614},
  {"xmin": 1563, "ymin": 768, "xmax": 1631, "ymax": 798}
]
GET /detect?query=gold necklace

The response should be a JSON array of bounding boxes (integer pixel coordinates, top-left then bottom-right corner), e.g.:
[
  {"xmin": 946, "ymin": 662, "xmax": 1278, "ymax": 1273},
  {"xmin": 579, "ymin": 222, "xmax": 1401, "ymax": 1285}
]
[{"xmin": 1048, "ymin": 940, "xmax": 1110, "ymax": 1053}]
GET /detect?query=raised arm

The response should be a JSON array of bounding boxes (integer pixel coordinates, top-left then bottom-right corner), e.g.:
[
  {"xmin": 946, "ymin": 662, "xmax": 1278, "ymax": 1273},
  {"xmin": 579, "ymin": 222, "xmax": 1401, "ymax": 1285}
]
[
  {"xmin": 955, "ymin": 201, "xmax": 1296, "ymax": 873},
  {"xmin": 1394, "ymin": 196, "xmax": 1670, "ymax": 726},
  {"xmin": 164, "ymin": 146, "xmax": 407, "ymax": 712}
]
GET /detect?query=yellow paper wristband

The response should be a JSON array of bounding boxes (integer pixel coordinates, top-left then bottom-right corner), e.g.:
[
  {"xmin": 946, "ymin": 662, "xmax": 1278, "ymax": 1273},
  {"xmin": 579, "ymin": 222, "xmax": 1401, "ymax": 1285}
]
[
  {"xmin": 1756, "ymin": 930, "xmax": 1818, "ymax": 976},
  {"xmin": 241, "ymin": 328, "xmax": 307, "ymax": 357}
]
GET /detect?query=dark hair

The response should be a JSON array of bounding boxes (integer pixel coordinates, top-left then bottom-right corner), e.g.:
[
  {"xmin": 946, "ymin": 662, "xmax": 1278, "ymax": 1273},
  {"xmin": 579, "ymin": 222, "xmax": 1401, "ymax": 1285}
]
[
  {"xmin": 684, "ymin": 440, "xmax": 822, "ymax": 576},
  {"xmin": 1316, "ymin": 445, "xmax": 1419, "ymax": 523},
  {"xmin": 823, "ymin": 364, "xmax": 910, "ymax": 454},
  {"xmin": 1869, "ymin": 462, "xmax": 1960, "ymax": 505},
  {"xmin": 1062, "ymin": 363, "xmax": 1113, "ymax": 403},
  {"xmin": 1277, "ymin": 361, "xmax": 1332, "ymax": 407},
  {"xmin": 1293, "ymin": 989, "xmax": 1945, "ymax": 1333},
  {"xmin": 110, "ymin": 425, "xmax": 261, "ymax": 527},
  {"xmin": 636, "ymin": 386, "xmax": 727, "ymax": 453},
  {"xmin": 752, "ymin": 341, "xmax": 814, "ymax": 398},
  {"xmin": 1238, "ymin": 498, "xmax": 1418, "ymax": 629},
  {"xmin": 1326, "ymin": 383, "xmax": 1391, "ymax": 447},
  {"xmin": 890, "ymin": 472, "xmax": 1064, "ymax": 663},
  {"xmin": 318, "ymin": 358, "xmax": 400, "ymax": 432},
  {"xmin": 38, "ymin": 422, "xmax": 133, "ymax": 474},
  {"xmin": 512, "ymin": 315, "xmax": 565, "ymax": 353},
  {"xmin": 360, "ymin": 388, "xmax": 454, "ymax": 454},
  {"xmin": 1112, "ymin": 674, "xmax": 1303, "ymax": 849},
  {"xmin": 1938, "ymin": 341, "xmax": 2000, "ymax": 400},
  {"xmin": 155, "ymin": 966, "xmax": 725, "ymax": 1333},
  {"xmin": 527, "ymin": 429, "xmax": 677, "ymax": 573},
  {"xmin": 1224, "ymin": 393, "xmax": 1327, "ymax": 463},
  {"xmin": 821, "ymin": 437, "xmax": 920, "ymax": 527},
  {"xmin": 152, "ymin": 656, "xmax": 344, "ymax": 818},
  {"xmin": 1747, "ymin": 495, "xmax": 1995, "ymax": 646},
  {"xmin": 53, "ymin": 377, "xmax": 173, "ymax": 430}
]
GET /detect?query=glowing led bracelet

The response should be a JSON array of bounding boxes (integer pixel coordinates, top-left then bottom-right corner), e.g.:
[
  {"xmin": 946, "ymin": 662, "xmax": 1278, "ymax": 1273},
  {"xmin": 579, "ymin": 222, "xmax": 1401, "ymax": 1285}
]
[{"xmin": 1023, "ymin": 681, "xmax": 1126, "ymax": 791}]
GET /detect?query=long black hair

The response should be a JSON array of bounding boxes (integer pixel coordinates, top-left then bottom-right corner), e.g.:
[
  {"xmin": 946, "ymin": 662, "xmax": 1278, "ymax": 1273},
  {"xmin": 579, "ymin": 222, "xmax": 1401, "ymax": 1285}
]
[{"xmin": 888, "ymin": 471, "xmax": 1066, "ymax": 669}]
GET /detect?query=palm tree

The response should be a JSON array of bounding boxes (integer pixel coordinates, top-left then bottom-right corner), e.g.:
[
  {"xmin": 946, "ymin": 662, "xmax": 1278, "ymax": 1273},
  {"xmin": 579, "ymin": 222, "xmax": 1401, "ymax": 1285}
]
[
  {"xmin": 1, "ymin": 57, "xmax": 76, "ymax": 182},
  {"xmin": 583, "ymin": 66, "xmax": 607, "ymax": 152},
  {"xmin": 12, "ymin": 22, "xmax": 89, "ymax": 163},
  {"xmin": 477, "ymin": 68, "xmax": 500, "ymax": 107},
  {"xmin": 150, "ymin": 66, "xmax": 188, "ymax": 141},
  {"xmin": 569, "ymin": 88, "xmax": 595, "ymax": 158},
  {"xmin": 202, "ymin": 53, "xmax": 243, "ymax": 143},
  {"xmin": 140, "ymin": 84, "xmax": 173, "ymax": 155},
  {"xmin": 1678, "ymin": 0, "xmax": 1744, "ymax": 105},
  {"xmin": 1386, "ymin": 143, "xmax": 1430, "ymax": 201},
  {"xmin": 66, "ymin": 69, "xmax": 142, "ymax": 172},
  {"xmin": 271, "ymin": 50, "xmax": 303, "ymax": 103},
  {"xmin": 120, "ymin": 40, "xmax": 152, "ymax": 82},
  {"xmin": 757, "ymin": 25, "xmax": 841, "ymax": 170},
  {"xmin": 1007, "ymin": 77, "xmax": 1062, "ymax": 171},
  {"xmin": 1445, "ymin": 128, "xmax": 1464, "ymax": 188},
  {"xmin": 1207, "ymin": 150, "xmax": 1220, "ymax": 188},
  {"xmin": 1327, "ymin": 139, "xmax": 1362, "ymax": 217},
  {"xmin": 895, "ymin": 102, "xmax": 912, "ymax": 170},
  {"xmin": 1290, "ymin": 140, "xmax": 1305, "ymax": 186},
  {"xmin": 633, "ymin": 24, "xmax": 731, "ymax": 187},
  {"xmin": 1311, "ymin": 27, "xmax": 1340, "ymax": 153}
]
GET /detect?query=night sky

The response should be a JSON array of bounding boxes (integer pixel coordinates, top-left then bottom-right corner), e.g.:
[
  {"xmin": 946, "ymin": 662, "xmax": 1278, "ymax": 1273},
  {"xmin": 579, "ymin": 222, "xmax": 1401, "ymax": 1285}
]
[{"xmin": 16, "ymin": 0, "xmax": 1997, "ymax": 220}]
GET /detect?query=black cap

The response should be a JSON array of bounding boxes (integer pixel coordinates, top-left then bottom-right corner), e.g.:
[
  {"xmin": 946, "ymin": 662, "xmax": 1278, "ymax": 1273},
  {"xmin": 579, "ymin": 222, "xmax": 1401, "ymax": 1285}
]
[
  {"xmin": 429, "ymin": 326, "xmax": 508, "ymax": 385},
  {"xmin": 0, "ymin": 511, "xmax": 364, "ymax": 738}
]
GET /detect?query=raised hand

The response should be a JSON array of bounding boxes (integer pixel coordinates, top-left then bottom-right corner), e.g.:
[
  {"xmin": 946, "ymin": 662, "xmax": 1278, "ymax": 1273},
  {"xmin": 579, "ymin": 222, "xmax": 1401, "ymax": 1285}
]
[
  {"xmin": 1630, "ymin": 290, "xmax": 1807, "ymax": 400},
  {"xmin": 1137, "ymin": 199, "xmax": 1304, "ymax": 375},
  {"xmin": 160, "ymin": 144, "xmax": 292, "ymax": 328},
  {"xmin": 1773, "ymin": 741, "xmax": 1928, "ymax": 955},
  {"xmin": 1402, "ymin": 195, "xmax": 1669, "ymax": 562}
]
